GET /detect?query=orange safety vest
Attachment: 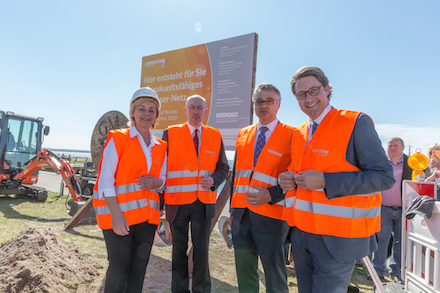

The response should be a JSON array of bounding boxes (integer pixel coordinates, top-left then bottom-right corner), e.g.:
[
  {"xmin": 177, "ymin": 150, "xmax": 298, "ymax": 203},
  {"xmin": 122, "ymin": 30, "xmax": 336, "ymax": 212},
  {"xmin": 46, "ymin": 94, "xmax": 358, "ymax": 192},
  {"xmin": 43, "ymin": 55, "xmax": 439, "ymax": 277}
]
[
  {"xmin": 283, "ymin": 109, "xmax": 381, "ymax": 238},
  {"xmin": 165, "ymin": 123, "xmax": 221, "ymax": 205},
  {"xmin": 232, "ymin": 123, "xmax": 294, "ymax": 220},
  {"xmin": 93, "ymin": 129, "xmax": 167, "ymax": 230}
]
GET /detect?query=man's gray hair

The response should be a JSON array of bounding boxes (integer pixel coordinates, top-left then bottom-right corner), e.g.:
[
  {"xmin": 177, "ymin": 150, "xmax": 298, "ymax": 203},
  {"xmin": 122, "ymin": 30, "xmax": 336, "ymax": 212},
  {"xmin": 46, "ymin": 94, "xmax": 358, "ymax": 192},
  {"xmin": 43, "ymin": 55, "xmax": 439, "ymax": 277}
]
[
  {"xmin": 185, "ymin": 94, "xmax": 207, "ymax": 107},
  {"xmin": 252, "ymin": 83, "xmax": 281, "ymax": 102}
]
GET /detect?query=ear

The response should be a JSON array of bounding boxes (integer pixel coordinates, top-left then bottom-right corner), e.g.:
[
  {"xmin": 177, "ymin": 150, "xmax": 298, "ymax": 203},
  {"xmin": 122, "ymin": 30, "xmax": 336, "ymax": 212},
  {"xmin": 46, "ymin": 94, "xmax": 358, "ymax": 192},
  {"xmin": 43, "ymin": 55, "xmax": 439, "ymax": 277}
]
[{"xmin": 324, "ymin": 84, "xmax": 331, "ymax": 98}]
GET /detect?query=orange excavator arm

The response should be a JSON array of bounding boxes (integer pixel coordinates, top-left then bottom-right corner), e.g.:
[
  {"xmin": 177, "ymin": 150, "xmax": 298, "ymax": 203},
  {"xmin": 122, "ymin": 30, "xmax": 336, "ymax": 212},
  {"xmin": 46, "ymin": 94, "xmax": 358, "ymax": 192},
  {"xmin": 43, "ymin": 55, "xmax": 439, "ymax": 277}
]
[{"xmin": 13, "ymin": 149, "xmax": 83, "ymax": 202}]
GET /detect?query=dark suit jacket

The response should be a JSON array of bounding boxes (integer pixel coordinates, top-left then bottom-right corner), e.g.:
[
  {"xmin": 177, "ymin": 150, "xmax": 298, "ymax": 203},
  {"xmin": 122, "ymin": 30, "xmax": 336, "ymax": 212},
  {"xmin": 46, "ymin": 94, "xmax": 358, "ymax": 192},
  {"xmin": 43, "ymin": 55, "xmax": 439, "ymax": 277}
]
[
  {"xmin": 162, "ymin": 127, "xmax": 229, "ymax": 224},
  {"xmin": 318, "ymin": 114, "xmax": 395, "ymax": 262},
  {"xmin": 401, "ymin": 154, "xmax": 412, "ymax": 193}
]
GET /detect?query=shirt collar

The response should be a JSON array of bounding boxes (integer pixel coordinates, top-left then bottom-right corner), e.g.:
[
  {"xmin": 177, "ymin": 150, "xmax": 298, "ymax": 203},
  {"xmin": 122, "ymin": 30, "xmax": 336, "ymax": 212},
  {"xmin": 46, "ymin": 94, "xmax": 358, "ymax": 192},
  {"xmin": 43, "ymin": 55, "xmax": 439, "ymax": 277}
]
[
  {"xmin": 388, "ymin": 154, "xmax": 404, "ymax": 164},
  {"xmin": 309, "ymin": 104, "xmax": 333, "ymax": 126},
  {"xmin": 187, "ymin": 123, "xmax": 202, "ymax": 135},
  {"xmin": 257, "ymin": 118, "xmax": 278, "ymax": 133},
  {"xmin": 129, "ymin": 126, "xmax": 160, "ymax": 146}
]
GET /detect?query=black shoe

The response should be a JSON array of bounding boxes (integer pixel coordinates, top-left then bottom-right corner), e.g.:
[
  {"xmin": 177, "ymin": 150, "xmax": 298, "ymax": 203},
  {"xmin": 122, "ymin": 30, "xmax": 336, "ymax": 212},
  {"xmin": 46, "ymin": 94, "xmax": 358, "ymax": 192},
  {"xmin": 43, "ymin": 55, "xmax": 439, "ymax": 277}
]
[
  {"xmin": 347, "ymin": 285, "xmax": 360, "ymax": 293},
  {"xmin": 367, "ymin": 274, "xmax": 386, "ymax": 282}
]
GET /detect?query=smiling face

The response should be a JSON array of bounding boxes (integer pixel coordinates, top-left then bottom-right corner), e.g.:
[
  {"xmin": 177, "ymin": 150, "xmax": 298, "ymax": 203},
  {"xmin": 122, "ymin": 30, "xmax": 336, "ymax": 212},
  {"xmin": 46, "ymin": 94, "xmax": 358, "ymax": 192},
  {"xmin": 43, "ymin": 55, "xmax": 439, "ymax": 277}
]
[
  {"xmin": 253, "ymin": 90, "xmax": 280, "ymax": 125},
  {"xmin": 294, "ymin": 75, "xmax": 330, "ymax": 120},
  {"xmin": 185, "ymin": 96, "xmax": 207, "ymax": 128},
  {"xmin": 131, "ymin": 100, "xmax": 158, "ymax": 130}
]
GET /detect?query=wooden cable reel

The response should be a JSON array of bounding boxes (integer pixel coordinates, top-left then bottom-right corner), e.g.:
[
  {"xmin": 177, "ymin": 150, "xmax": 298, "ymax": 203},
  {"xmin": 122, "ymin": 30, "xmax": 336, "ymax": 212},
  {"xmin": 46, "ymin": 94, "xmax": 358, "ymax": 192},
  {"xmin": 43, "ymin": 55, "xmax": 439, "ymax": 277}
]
[{"xmin": 90, "ymin": 111, "xmax": 129, "ymax": 169}]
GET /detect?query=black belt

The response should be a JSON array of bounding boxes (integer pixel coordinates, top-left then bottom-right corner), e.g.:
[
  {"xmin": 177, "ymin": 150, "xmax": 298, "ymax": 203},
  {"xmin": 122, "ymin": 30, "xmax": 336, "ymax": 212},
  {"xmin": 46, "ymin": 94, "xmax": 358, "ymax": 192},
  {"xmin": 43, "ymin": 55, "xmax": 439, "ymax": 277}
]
[{"xmin": 384, "ymin": 206, "xmax": 401, "ymax": 210}]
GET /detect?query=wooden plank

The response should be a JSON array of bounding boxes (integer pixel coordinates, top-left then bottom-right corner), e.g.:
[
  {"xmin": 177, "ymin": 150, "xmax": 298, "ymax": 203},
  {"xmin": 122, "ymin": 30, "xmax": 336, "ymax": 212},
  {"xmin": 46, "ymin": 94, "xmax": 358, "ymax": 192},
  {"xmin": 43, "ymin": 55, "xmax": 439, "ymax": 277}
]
[{"xmin": 64, "ymin": 197, "xmax": 93, "ymax": 230}]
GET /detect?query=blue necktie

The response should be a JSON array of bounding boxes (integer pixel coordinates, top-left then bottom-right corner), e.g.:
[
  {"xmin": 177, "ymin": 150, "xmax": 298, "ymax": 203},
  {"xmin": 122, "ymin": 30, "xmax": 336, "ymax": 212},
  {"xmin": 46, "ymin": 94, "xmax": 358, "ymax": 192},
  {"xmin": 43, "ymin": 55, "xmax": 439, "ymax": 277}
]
[
  {"xmin": 310, "ymin": 121, "xmax": 318, "ymax": 136},
  {"xmin": 254, "ymin": 126, "xmax": 268, "ymax": 167}
]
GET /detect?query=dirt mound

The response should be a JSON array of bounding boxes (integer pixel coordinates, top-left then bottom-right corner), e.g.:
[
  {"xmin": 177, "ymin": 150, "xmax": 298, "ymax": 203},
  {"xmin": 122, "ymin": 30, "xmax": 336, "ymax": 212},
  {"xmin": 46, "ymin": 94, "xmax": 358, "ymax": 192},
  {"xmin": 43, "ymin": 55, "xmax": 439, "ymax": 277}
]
[{"xmin": 0, "ymin": 227, "xmax": 102, "ymax": 293}]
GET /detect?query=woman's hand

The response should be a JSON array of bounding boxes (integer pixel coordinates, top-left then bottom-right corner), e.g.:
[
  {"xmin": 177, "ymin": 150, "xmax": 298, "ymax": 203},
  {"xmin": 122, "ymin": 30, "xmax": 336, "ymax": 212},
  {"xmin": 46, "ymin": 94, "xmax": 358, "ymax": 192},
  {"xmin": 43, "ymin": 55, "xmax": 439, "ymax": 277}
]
[
  {"xmin": 425, "ymin": 170, "xmax": 440, "ymax": 182},
  {"xmin": 138, "ymin": 175, "xmax": 163, "ymax": 190},
  {"xmin": 111, "ymin": 211, "xmax": 130, "ymax": 236}
]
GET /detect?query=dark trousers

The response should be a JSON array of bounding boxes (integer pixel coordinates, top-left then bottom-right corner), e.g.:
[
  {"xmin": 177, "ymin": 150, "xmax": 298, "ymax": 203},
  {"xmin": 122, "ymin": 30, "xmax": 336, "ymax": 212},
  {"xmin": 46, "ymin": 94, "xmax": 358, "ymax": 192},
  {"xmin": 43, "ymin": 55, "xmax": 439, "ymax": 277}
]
[
  {"xmin": 102, "ymin": 221, "xmax": 157, "ymax": 293},
  {"xmin": 290, "ymin": 227, "xmax": 355, "ymax": 293},
  {"xmin": 171, "ymin": 199, "xmax": 211, "ymax": 293},
  {"xmin": 231, "ymin": 209, "xmax": 289, "ymax": 293}
]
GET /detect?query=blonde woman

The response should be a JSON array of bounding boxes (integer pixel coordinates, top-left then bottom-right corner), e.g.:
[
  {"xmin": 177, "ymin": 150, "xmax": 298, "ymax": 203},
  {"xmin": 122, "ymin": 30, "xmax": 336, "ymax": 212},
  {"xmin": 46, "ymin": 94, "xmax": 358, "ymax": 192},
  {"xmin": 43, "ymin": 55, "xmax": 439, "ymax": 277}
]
[
  {"xmin": 424, "ymin": 143, "xmax": 440, "ymax": 183},
  {"xmin": 93, "ymin": 87, "xmax": 167, "ymax": 293}
]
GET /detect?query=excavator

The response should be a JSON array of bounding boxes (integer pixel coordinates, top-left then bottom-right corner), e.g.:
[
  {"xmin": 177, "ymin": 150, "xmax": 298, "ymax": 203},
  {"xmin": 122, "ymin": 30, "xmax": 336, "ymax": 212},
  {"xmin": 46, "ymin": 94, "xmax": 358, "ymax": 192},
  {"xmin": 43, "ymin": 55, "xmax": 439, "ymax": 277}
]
[{"xmin": 0, "ymin": 110, "xmax": 82, "ymax": 202}]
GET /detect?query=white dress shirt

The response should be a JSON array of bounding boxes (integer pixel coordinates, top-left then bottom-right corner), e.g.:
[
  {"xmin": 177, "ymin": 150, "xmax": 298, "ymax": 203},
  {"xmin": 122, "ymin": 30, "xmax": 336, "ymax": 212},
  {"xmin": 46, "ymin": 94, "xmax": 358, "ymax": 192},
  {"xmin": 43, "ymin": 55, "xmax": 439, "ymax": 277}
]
[
  {"xmin": 187, "ymin": 123, "xmax": 203, "ymax": 154},
  {"xmin": 96, "ymin": 126, "xmax": 167, "ymax": 199},
  {"xmin": 254, "ymin": 118, "xmax": 279, "ymax": 150}
]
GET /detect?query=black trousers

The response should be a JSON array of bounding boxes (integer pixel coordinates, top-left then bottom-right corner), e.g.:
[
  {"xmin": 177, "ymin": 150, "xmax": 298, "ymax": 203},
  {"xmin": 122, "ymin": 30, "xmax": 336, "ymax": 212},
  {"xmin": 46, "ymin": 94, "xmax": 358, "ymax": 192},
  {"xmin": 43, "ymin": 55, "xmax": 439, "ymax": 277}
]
[
  {"xmin": 102, "ymin": 221, "xmax": 157, "ymax": 293},
  {"xmin": 170, "ymin": 199, "xmax": 211, "ymax": 293}
]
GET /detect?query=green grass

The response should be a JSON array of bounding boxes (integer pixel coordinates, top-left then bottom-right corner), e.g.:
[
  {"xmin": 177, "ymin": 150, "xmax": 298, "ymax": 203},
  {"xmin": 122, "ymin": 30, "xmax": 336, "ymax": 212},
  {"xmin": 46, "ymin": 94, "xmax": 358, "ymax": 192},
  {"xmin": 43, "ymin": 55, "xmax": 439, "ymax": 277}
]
[{"xmin": 0, "ymin": 192, "xmax": 376, "ymax": 293}]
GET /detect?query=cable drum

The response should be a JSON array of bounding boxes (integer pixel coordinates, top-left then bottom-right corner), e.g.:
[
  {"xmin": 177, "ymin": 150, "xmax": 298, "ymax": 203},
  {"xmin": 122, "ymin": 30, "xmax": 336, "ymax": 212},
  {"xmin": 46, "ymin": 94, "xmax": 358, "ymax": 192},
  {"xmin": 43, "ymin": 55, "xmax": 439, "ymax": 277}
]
[{"xmin": 90, "ymin": 111, "xmax": 129, "ymax": 169}]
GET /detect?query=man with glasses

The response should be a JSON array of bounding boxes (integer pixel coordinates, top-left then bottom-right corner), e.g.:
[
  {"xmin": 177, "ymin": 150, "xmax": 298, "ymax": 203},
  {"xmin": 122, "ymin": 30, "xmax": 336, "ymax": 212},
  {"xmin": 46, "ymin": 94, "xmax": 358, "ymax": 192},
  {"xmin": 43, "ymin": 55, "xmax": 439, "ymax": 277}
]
[
  {"xmin": 163, "ymin": 94, "xmax": 229, "ymax": 293},
  {"xmin": 278, "ymin": 66, "xmax": 395, "ymax": 293},
  {"xmin": 231, "ymin": 83, "xmax": 294, "ymax": 293}
]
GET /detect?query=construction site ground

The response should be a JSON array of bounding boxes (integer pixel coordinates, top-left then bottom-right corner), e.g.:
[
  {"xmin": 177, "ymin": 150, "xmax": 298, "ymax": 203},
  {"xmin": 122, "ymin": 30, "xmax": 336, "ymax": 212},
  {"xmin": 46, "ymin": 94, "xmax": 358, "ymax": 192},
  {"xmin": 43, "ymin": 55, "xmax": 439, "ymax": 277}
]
[{"xmin": 0, "ymin": 171, "xmax": 378, "ymax": 292}]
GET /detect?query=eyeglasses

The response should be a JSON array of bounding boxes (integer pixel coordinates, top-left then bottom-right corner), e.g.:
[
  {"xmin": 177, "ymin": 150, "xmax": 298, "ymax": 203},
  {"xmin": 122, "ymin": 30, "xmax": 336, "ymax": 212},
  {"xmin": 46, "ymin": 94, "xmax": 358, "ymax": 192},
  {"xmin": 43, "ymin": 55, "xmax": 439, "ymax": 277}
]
[
  {"xmin": 254, "ymin": 98, "xmax": 279, "ymax": 106},
  {"xmin": 295, "ymin": 85, "xmax": 324, "ymax": 101},
  {"xmin": 188, "ymin": 106, "xmax": 205, "ymax": 112}
]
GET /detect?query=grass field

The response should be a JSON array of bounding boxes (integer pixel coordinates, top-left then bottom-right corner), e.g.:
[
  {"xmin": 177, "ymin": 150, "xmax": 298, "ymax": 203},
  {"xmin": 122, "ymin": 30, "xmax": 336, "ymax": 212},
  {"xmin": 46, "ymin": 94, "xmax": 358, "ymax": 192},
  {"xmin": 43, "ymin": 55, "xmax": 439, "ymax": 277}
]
[{"xmin": 0, "ymin": 192, "xmax": 378, "ymax": 292}]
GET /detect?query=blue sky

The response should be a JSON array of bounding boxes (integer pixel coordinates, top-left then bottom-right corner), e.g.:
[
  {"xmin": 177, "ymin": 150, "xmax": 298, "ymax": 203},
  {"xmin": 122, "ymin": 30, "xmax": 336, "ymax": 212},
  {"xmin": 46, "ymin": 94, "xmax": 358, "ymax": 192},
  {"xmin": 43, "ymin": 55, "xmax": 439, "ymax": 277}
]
[{"xmin": 1, "ymin": 0, "xmax": 439, "ymax": 156}]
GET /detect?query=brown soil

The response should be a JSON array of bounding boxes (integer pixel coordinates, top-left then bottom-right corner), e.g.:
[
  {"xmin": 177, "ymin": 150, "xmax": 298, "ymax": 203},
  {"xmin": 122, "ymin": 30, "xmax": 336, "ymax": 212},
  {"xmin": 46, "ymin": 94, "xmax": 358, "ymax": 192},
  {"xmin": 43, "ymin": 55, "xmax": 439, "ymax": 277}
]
[{"xmin": 0, "ymin": 227, "xmax": 102, "ymax": 293}]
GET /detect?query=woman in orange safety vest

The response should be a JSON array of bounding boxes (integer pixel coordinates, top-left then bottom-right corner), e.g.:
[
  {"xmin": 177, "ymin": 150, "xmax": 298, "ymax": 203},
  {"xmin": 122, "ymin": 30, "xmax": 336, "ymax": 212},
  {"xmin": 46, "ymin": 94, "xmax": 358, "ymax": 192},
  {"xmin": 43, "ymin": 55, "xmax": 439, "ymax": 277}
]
[{"xmin": 93, "ymin": 87, "xmax": 167, "ymax": 293}]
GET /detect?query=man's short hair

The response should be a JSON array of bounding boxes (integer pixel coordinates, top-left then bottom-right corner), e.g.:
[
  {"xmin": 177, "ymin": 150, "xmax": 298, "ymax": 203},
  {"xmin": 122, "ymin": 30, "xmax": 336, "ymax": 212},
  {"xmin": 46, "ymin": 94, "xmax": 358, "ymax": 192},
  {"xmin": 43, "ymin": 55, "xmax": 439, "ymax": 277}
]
[
  {"xmin": 388, "ymin": 137, "xmax": 404, "ymax": 146},
  {"xmin": 185, "ymin": 94, "xmax": 206, "ymax": 107},
  {"xmin": 252, "ymin": 83, "xmax": 281, "ymax": 102},
  {"xmin": 290, "ymin": 66, "xmax": 333, "ymax": 99}
]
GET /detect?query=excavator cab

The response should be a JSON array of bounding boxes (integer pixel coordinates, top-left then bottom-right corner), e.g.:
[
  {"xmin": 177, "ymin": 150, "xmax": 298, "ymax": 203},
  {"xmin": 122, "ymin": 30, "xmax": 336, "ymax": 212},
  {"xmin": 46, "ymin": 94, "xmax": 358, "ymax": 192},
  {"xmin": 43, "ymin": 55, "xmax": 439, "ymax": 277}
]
[{"xmin": 0, "ymin": 111, "xmax": 48, "ymax": 178}]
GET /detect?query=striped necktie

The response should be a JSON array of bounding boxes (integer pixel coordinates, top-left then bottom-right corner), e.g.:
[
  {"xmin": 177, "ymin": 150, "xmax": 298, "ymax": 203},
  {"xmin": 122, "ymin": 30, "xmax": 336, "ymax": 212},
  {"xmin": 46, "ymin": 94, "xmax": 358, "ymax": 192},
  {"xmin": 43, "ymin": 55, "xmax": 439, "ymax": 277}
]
[{"xmin": 254, "ymin": 126, "xmax": 268, "ymax": 167}]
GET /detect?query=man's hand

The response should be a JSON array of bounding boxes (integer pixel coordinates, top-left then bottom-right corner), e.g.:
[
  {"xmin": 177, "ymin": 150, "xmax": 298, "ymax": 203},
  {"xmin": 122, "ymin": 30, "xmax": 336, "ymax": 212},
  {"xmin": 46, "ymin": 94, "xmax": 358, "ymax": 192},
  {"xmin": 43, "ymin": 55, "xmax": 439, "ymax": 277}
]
[
  {"xmin": 278, "ymin": 171, "xmax": 296, "ymax": 191},
  {"xmin": 200, "ymin": 176, "xmax": 214, "ymax": 190},
  {"xmin": 137, "ymin": 175, "xmax": 163, "ymax": 190},
  {"xmin": 294, "ymin": 170, "xmax": 325, "ymax": 190},
  {"xmin": 245, "ymin": 185, "xmax": 271, "ymax": 206}
]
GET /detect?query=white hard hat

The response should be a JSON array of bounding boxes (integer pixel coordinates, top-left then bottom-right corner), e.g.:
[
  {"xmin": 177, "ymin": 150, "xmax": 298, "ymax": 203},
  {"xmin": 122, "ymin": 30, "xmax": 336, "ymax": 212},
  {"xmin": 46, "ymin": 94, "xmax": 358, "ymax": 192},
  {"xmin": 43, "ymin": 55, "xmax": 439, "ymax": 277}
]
[
  {"xmin": 153, "ymin": 218, "xmax": 172, "ymax": 247},
  {"xmin": 218, "ymin": 216, "xmax": 233, "ymax": 249},
  {"xmin": 131, "ymin": 87, "xmax": 159, "ymax": 105}
]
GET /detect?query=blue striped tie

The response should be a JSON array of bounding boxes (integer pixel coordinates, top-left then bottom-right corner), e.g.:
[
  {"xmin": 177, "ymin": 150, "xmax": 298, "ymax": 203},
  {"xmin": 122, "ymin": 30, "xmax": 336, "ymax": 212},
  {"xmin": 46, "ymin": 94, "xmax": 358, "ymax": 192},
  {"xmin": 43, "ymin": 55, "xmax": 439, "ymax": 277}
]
[{"xmin": 254, "ymin": 126, "xmax": 268, "ymax": 167}]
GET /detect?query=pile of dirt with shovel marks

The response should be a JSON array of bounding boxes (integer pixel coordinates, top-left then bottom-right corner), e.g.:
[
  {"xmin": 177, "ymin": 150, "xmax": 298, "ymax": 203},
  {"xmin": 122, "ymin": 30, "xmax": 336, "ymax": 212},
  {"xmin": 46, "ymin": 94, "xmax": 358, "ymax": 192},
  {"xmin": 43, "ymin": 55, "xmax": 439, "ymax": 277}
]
[{"xmin": 0, "ymin": 227, "xmax": 102, "ymax": 292}]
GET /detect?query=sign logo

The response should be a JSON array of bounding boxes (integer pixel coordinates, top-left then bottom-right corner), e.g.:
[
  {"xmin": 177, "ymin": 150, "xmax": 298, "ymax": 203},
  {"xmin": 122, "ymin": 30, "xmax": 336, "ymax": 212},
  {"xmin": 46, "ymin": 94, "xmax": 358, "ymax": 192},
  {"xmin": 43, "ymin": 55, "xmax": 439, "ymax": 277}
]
[{"xmin": 144, "ymin": 58, "xmax": 166, "ymax": 69}]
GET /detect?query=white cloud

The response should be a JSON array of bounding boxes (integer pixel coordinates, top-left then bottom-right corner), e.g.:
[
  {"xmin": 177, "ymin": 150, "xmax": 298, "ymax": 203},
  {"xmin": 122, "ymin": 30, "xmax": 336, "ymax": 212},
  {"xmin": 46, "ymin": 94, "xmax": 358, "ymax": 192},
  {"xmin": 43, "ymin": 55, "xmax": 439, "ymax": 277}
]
[
  {"xmin": 376, "ymin": 124, "xmax": 440, "ymax": 156},
  {"xmin": 194, "ymin": 22, "xmax": 202, "ymax": 33}
]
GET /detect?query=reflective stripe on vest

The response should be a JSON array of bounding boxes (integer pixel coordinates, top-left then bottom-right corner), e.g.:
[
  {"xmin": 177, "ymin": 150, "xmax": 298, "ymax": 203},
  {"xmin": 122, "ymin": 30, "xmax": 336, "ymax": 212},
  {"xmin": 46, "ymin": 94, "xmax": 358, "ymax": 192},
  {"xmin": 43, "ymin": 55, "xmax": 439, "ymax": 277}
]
[
  {"xmin": 232, "ymin": 123, "xmax": 294, "ymax": 220},
  {"xmin": 294, "ymin": 198, "xmax": 380, "ymax": 218},
  {"xmin": 283, "ymin": 109, "xmax": 381, "ymax": 237}
]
